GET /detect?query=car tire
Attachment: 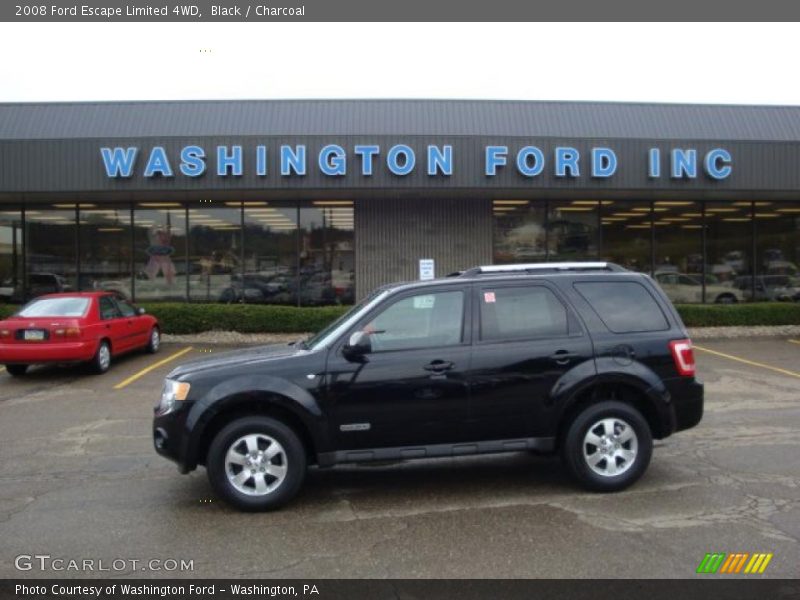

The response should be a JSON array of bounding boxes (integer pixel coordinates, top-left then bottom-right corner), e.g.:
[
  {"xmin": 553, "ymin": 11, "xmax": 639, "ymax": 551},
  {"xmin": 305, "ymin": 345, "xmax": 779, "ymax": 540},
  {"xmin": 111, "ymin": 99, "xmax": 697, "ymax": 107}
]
[
  {"xmin": 91, "ymin": 340, "xmax": 112, "ymax": 374},
  {"xmin": 715, "ymin": 293, "xmax": 738, "ymax": 304},
  {"xmin": 146, "ymin": 327, "xmax": 161, "ymax": 354},
  {"xmin": 6, "ymin": 364, "xmax": 28, "ymax": 377},
  {"xmin": 207, "ymin": 416, "xmax": 306, "ymax": 511},
  {"xmin": 561, "ymin": 401, "xmax": 652, "ymax": 493}
]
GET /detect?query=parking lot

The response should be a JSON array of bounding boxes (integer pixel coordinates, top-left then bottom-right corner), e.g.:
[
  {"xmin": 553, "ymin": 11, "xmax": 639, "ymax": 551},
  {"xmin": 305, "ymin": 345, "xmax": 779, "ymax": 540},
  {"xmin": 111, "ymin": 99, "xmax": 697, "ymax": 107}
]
[{"xmin": 0, "ymin": 337, "xmax": 799, "ymax": 579}]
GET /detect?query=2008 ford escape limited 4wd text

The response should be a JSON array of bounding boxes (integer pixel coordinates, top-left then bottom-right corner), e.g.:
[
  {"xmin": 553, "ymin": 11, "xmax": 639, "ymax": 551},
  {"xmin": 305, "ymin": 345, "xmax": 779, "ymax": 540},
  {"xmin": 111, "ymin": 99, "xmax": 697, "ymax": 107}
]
[{"xmin": 153, "ymin": 263, "xmax": 703, "ymax": 511}]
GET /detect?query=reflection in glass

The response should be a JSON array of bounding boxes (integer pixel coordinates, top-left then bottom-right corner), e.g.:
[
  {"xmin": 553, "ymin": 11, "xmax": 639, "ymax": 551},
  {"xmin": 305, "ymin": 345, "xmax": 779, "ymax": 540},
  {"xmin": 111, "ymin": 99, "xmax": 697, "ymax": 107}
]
[
  {"xmin": 548, "ymin": 201, "xmax": 599, "ymax": 260},
  {"xmin": 79, "ymin": 206, "xmax": 132, "ymax": 298},
  {"xmin": 134, "ymin": 205, "xmax": 187, "ymax": 302},
  {"xmin": 188, "ymin": 205, "xmax": 242, "ymax": 302},
  {"xmin": 653, "ymin": 201, "xmax": 703, "ymax": 304},
  {"xmin": 241, "ymin": 203, "xmax": 299, "ymax": 305},
  {"xmin": 706, "ymin": 202, "xmax": 752, "ymax": 304},
  {"xmin": 299, "ymin": 202, "xmax": 355, "ymax": 306},
  {"xmin": 754, "ymin": 204, "xmax": 800, "ymax": 302},
  {"xmin": 0, "ymin": 208, "xmax": 22, "ymax": 303},
  {"xmin": 601, "ymin": 201, "xmax": 651, "ymax": 272},
  {"xmin": 26, "ymin": 205, "xmax": 77, "ymax": 301},
  {"xmin": 492, "ymin": 200, "xmax": 546, "ymax": 264}
]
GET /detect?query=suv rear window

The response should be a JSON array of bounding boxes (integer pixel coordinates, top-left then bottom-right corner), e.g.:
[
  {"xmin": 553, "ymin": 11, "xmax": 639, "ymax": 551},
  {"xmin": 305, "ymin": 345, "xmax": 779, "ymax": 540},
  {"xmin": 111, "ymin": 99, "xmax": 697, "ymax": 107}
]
[{"xmin": 574, "ymin": 281, "xmax": 668, "ymax": 333}]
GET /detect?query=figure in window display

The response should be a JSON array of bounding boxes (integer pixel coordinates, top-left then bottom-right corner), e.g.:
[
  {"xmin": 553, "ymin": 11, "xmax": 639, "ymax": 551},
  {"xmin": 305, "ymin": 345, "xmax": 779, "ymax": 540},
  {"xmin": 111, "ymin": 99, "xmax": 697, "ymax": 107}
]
[{"xmin": 144, "ymin": 224, "xmax": 176, "ymax": 285}]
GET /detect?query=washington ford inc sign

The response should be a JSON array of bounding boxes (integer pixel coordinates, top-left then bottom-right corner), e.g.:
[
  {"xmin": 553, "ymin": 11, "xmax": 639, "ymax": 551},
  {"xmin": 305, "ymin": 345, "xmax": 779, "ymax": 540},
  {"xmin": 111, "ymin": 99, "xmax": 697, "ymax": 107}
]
[{"xmin": 100, "ymin": 144, "xmax": 733, "ymax": 180}]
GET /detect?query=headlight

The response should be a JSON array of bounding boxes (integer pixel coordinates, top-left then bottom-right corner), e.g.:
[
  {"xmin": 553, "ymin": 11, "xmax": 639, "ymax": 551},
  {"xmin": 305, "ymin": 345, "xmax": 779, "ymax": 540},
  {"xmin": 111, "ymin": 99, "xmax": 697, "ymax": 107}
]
[{"xmin": 156, "ymin": 379, "xmax": 191, "ymax": 415}]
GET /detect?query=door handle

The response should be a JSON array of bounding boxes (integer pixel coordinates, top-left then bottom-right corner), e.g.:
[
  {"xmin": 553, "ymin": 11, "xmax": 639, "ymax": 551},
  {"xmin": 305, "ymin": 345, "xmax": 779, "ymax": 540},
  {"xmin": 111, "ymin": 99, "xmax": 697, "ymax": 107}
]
[
  {"xmin": 550, "ymin": 350, "xmax": 578, "ymax": 365},
  {"xmin": 424, "ymin": 360, "xmax": 454, "ymax": 373}
]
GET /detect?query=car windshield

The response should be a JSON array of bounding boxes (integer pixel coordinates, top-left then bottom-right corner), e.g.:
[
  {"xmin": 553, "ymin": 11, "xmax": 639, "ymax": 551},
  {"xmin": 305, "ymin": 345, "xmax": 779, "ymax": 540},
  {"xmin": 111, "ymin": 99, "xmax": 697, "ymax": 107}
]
[
  {"xmin": 17, "ymin": 297, "xmax": 90, "ymax": 318},
  {"xmin": 305, "ymin": 288, "xmax": 390, "ymax": 351}
]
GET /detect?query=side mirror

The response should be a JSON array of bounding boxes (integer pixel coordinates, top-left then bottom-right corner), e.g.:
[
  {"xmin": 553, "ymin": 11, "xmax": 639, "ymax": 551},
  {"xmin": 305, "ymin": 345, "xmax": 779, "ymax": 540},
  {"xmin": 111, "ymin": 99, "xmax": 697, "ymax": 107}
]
[
  {"xmin": 343, "ymin": 330, "xmax": 371, "ymax": 358},
  {"xmin": 136, "ymin": 307, "xmax": 146, "ymax": 315}
]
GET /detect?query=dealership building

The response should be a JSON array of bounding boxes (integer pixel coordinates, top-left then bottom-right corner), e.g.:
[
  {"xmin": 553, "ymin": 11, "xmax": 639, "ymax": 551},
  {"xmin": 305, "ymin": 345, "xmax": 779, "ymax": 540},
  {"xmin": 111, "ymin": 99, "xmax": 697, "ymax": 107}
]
[{"xmin": 0, "ymin": 99, "xmax": 799, "ymax": 306}]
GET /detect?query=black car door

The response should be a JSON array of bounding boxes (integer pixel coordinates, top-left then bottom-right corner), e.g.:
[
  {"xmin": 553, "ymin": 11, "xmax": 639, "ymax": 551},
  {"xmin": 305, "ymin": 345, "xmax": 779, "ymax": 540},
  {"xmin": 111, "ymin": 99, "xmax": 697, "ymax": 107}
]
[
  {"xmin": 325, "ymin": 285, "xmax": 472, "ymax": 451},
  {"xmin": 467, "ymin": 281, "xmax": 595, "ymax": 441}
]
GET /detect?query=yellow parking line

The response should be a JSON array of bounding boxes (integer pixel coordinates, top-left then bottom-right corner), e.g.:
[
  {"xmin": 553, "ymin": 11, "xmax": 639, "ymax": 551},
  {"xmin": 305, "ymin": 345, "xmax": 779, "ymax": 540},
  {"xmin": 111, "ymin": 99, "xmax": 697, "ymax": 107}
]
[
  {"xmin": 694, "ymin": 344, "xmax": 800, "ymax": 380},
  {"xmin": 113, "ymin": 346, "xmax": 194, "ymax": 390},
  {"xmin": 788, "ymin": 339, "xmax": 800, "ymax": 346}
]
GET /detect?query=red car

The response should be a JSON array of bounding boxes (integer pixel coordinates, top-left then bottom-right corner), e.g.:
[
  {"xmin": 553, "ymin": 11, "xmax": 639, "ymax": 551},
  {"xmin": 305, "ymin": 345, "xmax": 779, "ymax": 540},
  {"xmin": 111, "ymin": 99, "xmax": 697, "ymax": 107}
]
[{"xmin": 0, "ymin": 292, "xmax": 160, "ymax": 376}]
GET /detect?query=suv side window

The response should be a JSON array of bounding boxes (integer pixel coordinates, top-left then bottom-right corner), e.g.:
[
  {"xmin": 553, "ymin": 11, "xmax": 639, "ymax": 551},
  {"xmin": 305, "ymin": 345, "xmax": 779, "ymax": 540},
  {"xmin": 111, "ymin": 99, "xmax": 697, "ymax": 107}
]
[
  {"xmin": 574, "ymin": 281, "xmax": 668, "ymax": 333},
  {"xmin": 479, "ymin": 285, "xmax": 568, "ymax": 342},
  {"xmin": 98, "ymin": 296, "xmax": 120, "ymax": 320},
  {"xmin": 362, "ymin": 290, "xmax": 465, "ymax": 352}
]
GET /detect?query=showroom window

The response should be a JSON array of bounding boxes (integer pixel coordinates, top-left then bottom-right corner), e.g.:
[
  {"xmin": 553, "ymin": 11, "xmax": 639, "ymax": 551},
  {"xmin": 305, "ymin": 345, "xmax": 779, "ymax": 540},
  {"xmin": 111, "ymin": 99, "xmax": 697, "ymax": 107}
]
[
  {"xmin": 492, "ymin": 200, "xmax": 547, "ymax": 264},
  {"xmin": 133, "ymin": 204, "xmax": 188, "ymax": 302},
  {"xmin": 0, "ymin": 207, "xmax": 23, "ymax": 303},
  {"xmin": 652, "ymin": 201, "xmax": 703, "ymax": 304},
  {"xmin": 188, "ymin": 203, "xmax": 243, "ymax": 303},
  {"xmin": 78, "ymin": 205, "xmax": 133, "ymax": 298},
  {"xmin": 299, "ymin": 201, "xmax": 355, "ymax": 306},
  {"xmin": 26, "ymin": 204, "xmax": 78, "ymax": 299},
  {"xmin": 754, "ymin": 203, "xmax": 800, "ymax": 302},
  {"xmin": 705, "ymin": 201, "xmax": 753, "ymax": 303},
  {"xmin": 242, "ymin": 201, "xmax": 299, "ymax": 305},
  {"xmin": 601, "ymin": 201, "xmax": 652, "ymax": 273},
  {"xmin": 547, "ymin": 201, "xmax": 599, "ymax": 261}
]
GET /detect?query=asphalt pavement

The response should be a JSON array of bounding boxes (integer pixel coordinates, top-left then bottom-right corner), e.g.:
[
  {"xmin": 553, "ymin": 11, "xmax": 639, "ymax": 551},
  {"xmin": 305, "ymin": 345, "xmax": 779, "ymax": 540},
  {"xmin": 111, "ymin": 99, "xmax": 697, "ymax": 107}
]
[{"xmin": 0, "ymin": 338, "xmax": 799, "ymax": 579}]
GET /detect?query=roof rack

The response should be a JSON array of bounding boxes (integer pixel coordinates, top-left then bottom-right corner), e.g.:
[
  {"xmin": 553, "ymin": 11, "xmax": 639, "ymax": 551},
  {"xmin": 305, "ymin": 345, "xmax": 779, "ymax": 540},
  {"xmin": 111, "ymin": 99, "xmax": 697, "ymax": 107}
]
[{"xmin": 460, "ymin": 262, "xmax": 626, "ymax": 277}]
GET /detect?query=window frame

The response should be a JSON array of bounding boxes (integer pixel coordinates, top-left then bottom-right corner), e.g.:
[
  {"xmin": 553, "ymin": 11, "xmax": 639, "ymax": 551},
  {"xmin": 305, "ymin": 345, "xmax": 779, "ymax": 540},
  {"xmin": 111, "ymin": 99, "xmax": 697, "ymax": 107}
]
[
  {"xmin": 336, "ymin": 284, "xmax": 472, "ymax": 356},
  {"xmin": 474, "ymin": 281, "xmax": 581, "ymax": 345},
  {"xmin": 573, "ymin": 279, "xmax": 670, "ymax": 334},
  {"xmin": 97, "ymin": 295, "xmax": 122, "ymax": 321}
]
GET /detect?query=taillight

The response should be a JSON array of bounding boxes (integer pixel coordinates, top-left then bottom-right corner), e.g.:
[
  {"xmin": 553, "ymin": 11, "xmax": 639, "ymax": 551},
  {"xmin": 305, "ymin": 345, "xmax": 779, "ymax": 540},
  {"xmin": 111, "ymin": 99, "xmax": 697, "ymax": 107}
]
[
  {"xmin": 669, "ymin": 339, "xmax": 696, "ymax": 377},
  {"xmin": 53, "ymin": 327, "xmax": 81, "ymax": 338},
  {"xmin": 0, "ymin": 329, "xmax": 10, "ymax": 339}
]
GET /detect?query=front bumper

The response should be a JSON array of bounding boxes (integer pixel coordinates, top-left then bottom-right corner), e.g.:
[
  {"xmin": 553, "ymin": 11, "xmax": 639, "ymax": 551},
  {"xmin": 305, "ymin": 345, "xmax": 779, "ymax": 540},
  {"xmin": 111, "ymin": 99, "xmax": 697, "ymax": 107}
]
[
  {"xmin": 153, "ymin": 405, "xmax": 196, "ymax": 474},
  {"xmin": 0, "ymin": 340, "xmax": 97, "ymax": 364}
]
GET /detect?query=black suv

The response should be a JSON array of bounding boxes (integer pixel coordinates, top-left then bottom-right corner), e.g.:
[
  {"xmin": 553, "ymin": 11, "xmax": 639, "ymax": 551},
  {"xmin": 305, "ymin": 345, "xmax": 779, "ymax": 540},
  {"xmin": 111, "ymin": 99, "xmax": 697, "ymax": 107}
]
[{"xmin": 153, "ymin": 262, "xmax": 703, "ymax": 511}]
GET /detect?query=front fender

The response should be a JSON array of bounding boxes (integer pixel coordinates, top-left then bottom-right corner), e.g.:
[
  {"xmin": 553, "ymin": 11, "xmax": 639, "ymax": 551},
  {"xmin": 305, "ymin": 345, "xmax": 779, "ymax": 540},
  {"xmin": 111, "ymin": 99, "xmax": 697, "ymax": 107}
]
[{"xmin": 183, "ymin": 375, "xmax": 327, "ymax": 468}]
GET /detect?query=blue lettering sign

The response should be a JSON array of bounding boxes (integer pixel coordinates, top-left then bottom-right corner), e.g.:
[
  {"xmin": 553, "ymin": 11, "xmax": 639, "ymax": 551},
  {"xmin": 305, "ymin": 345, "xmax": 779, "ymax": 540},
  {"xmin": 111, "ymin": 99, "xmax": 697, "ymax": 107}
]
[
  {"xmin": 387, "ymin": 145, "xmax": 415, "ymax": 176},
  {"xmin": 427, "ymin": 145, "xmax": 453, "ymax": 176},
  {"xmin": 516, "ymin": 146, "xmax": 544, "ymax": 177},
  {"xmin": 216, "ymin": 145, "xmax": 243, "ymax": 176},
  {"xmin": 101, "ymin": 147, "xmax": 138, "ymax": 177},
  {"xmin": 671, "ymin": 149, "xmax": 697, "ymax": 178},
  {"xmin": 354, "ymin": 145, "xmax": 380, "ymax": 176},
  {"xmin": 704, "ymin": 148, "xmax": 732, "ymax": 180},
  {"xmin": 591, "ymin": 148, "xmax": 617, "ymax": 178},
  {"xmin": 319, "ymin": 144, "xmax": 347, "ymax": 176},
  {"xmin": 143, "ymin": 146, "xmax": 173, "ymax": 178},
  {"xmin": 648, "ymin": 148, "xmax": 661, "ymax": 178},
  {"xmin": 555, "ymin": 147, "xmax": 580, "ymax": 178},
  {"xmin": 256, "ymin": 145, "xmax": 267, "ymax": 177},
  {"xmin": 281, "ymin": 145, "xmax": 307, "ymax": 176},
  {"xmin": 485, "ymin": 146, "xmax": 508, "ymax": 176},
  {"xmin": 179, "ymin": 146, "xmax": 206, "ymax": 177}
]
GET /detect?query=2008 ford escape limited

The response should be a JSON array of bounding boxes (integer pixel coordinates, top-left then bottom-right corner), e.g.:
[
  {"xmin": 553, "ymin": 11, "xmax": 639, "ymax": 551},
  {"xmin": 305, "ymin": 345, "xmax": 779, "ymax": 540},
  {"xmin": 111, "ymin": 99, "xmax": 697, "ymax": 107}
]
[{"xmin": 153, "ymin": 263, "xmax": 703, "ymax": 511}]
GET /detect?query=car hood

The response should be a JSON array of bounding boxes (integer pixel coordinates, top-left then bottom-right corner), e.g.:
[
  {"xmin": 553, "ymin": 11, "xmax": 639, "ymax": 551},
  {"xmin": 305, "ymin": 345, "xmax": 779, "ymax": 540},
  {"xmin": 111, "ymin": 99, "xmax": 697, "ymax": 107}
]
[{"xmin": 167, "ymin": 342, "xmax": 308, "ymax": 379}]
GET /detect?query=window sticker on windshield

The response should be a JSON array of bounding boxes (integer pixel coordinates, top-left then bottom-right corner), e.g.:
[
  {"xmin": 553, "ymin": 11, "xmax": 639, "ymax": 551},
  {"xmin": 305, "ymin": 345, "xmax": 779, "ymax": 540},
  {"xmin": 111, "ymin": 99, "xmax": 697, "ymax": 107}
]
[
  {"xmin": 413, "ymin": 295, "xmax": 435, "ymax": 309},
  {"xmin": 484, "ymin": 291, "xmax": 496, "ymax": 303}
]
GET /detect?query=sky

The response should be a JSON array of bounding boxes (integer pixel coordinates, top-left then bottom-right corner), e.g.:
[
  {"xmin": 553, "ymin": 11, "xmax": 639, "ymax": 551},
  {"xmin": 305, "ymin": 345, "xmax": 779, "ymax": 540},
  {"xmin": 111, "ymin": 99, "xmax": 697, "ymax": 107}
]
[{"xmin": 1, "ymin": 22, "xmax": 799, "ymax": 105}]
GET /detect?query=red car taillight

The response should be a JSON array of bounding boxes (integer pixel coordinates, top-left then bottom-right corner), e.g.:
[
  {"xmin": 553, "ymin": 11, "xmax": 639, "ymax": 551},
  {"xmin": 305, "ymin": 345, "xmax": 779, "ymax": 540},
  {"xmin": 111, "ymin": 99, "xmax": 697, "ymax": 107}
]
[
  {"xmin": 0, "ymin": 329, "xmax": 10, "ymax": 339},
  {"xmin": 53, "ymin": 327, "xmax": 81, "ymax": 338},
  {"xmin": 669, "ymin": 339, "xmax": 696, "ymax": 377}
]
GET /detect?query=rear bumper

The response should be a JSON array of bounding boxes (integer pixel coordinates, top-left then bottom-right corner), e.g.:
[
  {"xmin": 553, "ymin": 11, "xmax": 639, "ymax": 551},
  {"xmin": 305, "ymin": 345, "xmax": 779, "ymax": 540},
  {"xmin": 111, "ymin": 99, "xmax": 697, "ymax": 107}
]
[
  {"xmin": 666, "ymin": 377, "xmax": 704, "ymax": 433},
  {"xmin": 0, "ymin": 340, "xmax": 97, "ymax": 364}
]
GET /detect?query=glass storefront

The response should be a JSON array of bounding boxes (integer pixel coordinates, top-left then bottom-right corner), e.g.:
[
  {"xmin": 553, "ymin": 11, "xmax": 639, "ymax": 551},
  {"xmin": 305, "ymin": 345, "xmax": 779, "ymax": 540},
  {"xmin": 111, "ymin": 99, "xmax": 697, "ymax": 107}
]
[
  {"xmin": 0, "ymin": 198, "xmax": 798, "ymax": 306},
  {"xmin": 492, "ymin": 198, "xmax": 800, "ymax": 304}
]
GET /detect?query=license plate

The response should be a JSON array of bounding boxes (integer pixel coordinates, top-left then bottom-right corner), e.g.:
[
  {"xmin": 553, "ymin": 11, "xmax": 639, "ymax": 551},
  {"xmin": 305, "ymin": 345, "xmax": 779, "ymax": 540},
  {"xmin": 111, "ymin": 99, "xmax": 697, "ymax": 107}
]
[{"xmin": 23, "ymin": 329, "xmax": 45, "ymax": 341}]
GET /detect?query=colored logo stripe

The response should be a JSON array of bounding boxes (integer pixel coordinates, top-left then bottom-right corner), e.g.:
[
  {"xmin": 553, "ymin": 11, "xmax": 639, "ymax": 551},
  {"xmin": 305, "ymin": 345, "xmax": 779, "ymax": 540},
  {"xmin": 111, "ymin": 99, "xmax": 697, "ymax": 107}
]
[{"xmin": 697, "ymin": 552, "xmax": 773, "ymax": 574}]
